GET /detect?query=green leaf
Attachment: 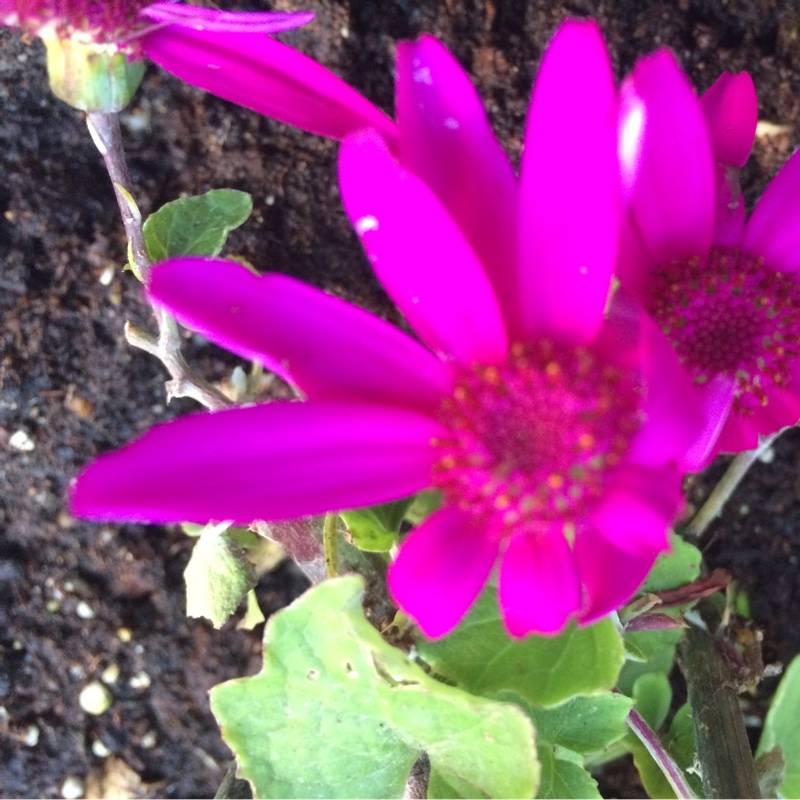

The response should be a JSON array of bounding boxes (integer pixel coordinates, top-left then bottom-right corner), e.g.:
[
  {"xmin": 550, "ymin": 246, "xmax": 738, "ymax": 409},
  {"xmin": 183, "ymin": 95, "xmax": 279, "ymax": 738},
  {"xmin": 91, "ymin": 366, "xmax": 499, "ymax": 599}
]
[
  {"xmin": 225, "ymin": 526, "xmax": 261, "ymax": 548},
  {"xmin": 340, "ymin": 507, "xmax": 398, "ymax": 553},
  {"xmin": 632, "ymin": 672, "xmax": 672, "ymax": 731},
  {"xmin": 143, "ymin": 189, "xmax": 253, "ymax": 261},
  {"xmin": 537, "ymin": 747, "xmax": 600, "ymax": 800},
  {"xmin": 757, "ymin": 655, "xmax": 800, "ymax": 797},
  {"xmin": 211, "ymin": 576, "xmax": 538, "ymax": 799},
  {"xmin": 404, "ymin": 490, "xmax": 442, "ymax": 526},
  {"xmin": 418, "ymin": 587, "xmax": 625, "ymax": 707},
  {"xmin": 642, "ymin": 532, "xmax": 701, "ymax": 593},
  {"xmin": 525, "ymin": 693, "xmax": 632, "ymax": 754},
  {"xmin": 341, "ymin": 497, "xmax": 418, "ymax": 552},
  {"xmin": 496, "ymin": 691, "xmax": 628, "ymax": 800},
  {"xmin": 183, "ymin": 523, "xmax": 257, "ymax": 628}
]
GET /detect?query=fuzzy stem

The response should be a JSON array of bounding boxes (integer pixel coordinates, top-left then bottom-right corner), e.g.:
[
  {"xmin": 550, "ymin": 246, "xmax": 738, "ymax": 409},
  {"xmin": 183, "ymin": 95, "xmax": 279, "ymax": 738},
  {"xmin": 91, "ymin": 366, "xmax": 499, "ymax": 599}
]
[
  {"xmin": 678, "ymin": 605, "xmax": 762, "ymax": 799},
  {"xmin": 624, "ymin": 703, "xmax": 695, "ymax": 799},
  {"xmin": 86, "ymin": 110, "xmax": 231, "ymax": 411},
  {"xmin": 685, "ymin": 431, "xmax": 780, "ymax": 539}
]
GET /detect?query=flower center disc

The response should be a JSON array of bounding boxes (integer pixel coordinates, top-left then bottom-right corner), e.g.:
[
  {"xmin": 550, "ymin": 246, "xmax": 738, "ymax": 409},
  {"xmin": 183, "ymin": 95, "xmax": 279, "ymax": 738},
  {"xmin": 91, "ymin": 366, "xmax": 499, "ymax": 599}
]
[
  {"xmin": 431, "ymin": 342, "xmax": 641, "ymax": 535},
  {"xmin": 649, "ymin": 248, "xmax": 800, "ymax": 414}
]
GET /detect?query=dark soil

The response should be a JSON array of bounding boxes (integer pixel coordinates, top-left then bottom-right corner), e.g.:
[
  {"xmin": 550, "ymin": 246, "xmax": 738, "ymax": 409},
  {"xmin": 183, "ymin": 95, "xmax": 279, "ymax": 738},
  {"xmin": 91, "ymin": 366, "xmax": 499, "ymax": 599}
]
[{"xmin": 2, "ymin": 1, "xmax": 800, "ymax": 797}]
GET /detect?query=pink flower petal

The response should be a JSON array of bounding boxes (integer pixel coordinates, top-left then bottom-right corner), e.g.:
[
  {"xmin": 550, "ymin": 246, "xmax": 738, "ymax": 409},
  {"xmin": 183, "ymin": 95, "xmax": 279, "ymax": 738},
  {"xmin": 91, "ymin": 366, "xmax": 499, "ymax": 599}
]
[
  {"xmin": 699, "ymin": 71, "xmax": 757, "ymax": 169},
  {"xmin": 396, "ymin": 36, "xmax": 523, "ymax": 338},
  {"xmin": 388, "ymin": 507, "xmax": 499, "ymax": 639},
  {"xmin": 713, "ymin": 410, "xmax": 761, "ymax": 455},
  {"xmin": 498, "ymin": 526, "xmax": 582, "ymax": 637},
  {"xmin": 574, "ymin": 527, "xmax": 659, "ymax": 624},
  {"xmin": 744, "ymin": 148, "xmax": 800, "ymax": 274},
  {"xmin": 339, "ymin": 129, "xmax": 508, "ymax": 365},
  {"xmin": 71, "ymin": 402, "xmax": 443, "ymax": 524},
  {"xmin": 616, "ymin": 214, "xmax": 659, "ymax": 301},
  {"xmin": 620, "ymin": 49, "xmax": 715, "ymax": 265},
  {"xmin": 589, "ymin": 466, "xmax": 681, "ymax": 556},
  {"xmin": 149, "ymin": 258, "xmax": 453, "ymax": 414},
  {"xmin": 711, "ymin": 166, "xmax": 747, "ymax": 249},
  {"xmin": 700, "ymin": 73, "xmax": 755, "ymax": 250},
  {"xmin": 519, "ymin": 19, "xmax": 620, "ymax": 345},
  {"xmin": 628, "ymin": 311, "xmax": 724, "ymax": 469},
  {"xmin": 140, "ymin": 4, "xmax": 314, "ymax": 33},
  {"xmin": 678, "ymin": 377, "xmax": 735, "ymax": 471},
  {"xmin": 143, "ymin": 26, "xmax": 397, "ymax": 144}
]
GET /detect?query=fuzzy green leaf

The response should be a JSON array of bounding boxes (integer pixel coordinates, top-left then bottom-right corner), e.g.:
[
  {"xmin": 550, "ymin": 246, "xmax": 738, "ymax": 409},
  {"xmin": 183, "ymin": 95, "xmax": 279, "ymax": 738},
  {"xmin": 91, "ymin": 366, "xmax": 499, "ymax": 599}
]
[
  {"xmin": 418, "ymin": 588, "xmax": 625, "ymax": 707},
  {"xmin": 143, "ymin": 188, "xmax": 252, "ymax": 261},
  {"xmin": 184, "ymin": 523, "xmax": 256, "ymax": 628},
  {"xmin": 211, "ymin": 577, "xmax": 538, "ymax": 799}
]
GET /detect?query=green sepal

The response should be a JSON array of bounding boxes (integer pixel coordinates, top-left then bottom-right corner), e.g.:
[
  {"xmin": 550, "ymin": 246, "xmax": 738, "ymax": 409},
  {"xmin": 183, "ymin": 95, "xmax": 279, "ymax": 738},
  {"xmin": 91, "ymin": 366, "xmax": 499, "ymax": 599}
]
[{"xmin": 42, "ymin": 34, "xmax": 144, "ymax": 112}]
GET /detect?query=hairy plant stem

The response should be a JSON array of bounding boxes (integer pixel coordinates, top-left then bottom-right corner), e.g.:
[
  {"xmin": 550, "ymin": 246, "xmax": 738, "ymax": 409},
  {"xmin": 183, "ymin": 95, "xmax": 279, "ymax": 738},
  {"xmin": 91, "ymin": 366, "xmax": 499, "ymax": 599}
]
[
  {"xmin": 678, "ymin": 600, "xmax": 762, "ymax": 799},
  {"xmin": 623, "ymin": 701, "xmax": 694, "ymax": 799},
  {"xmin": 685, "ymin": 431, "xmax": 781, "ymax": 539},
  {"xmin": 86, "ymin": 110, "xmax": 230, "ymax": 411}
]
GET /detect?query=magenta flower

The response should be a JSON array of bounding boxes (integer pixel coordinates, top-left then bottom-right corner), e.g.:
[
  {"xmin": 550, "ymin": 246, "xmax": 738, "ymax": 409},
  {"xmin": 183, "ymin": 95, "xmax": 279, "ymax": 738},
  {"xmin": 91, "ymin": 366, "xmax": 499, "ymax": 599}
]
[
  {"xmin": 72, "ymin": 21, "xmax": 698, "ymax": 638},
  {"xmin": 618, "ymin": 51, "xmax": 800, "ymax": 467},
  {"xmin": 1, "ymin": 0, "xmax": 313, "ymax": 111}
]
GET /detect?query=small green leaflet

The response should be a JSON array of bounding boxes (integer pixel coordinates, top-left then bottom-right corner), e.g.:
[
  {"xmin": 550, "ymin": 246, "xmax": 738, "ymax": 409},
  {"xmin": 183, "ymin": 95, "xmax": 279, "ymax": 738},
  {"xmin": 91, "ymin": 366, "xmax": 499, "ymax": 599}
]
[
  {"xmin": 418, "ymin": 587, "xmax": 625, "ymax": 707},
  {"xmin": 143, "ymin": 188, "xmax": 253, "ymax": 261},
  {"xmin": 211, "ymin": 577, "xmax": 538, "ymax": 799}
]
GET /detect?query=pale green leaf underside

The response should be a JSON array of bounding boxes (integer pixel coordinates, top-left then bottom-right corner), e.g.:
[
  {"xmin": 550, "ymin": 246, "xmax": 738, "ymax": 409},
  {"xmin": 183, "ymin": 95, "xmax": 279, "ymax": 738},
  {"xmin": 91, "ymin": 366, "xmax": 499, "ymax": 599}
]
[{"xmin": 211, "ymin": 577, "xmax": 538, "ymax": 799}]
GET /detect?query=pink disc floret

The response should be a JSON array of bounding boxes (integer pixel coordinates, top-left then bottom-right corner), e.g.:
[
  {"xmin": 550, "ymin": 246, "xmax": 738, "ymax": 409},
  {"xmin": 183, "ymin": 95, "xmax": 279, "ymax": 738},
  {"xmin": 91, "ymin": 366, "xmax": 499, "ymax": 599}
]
[
  {"xmin": 432, "ymin": 341, "xmax": 642, "ymax": 534},
  {"xmin": 649, "ymin": 248, "xmax": 800, "ymax": 416}
]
